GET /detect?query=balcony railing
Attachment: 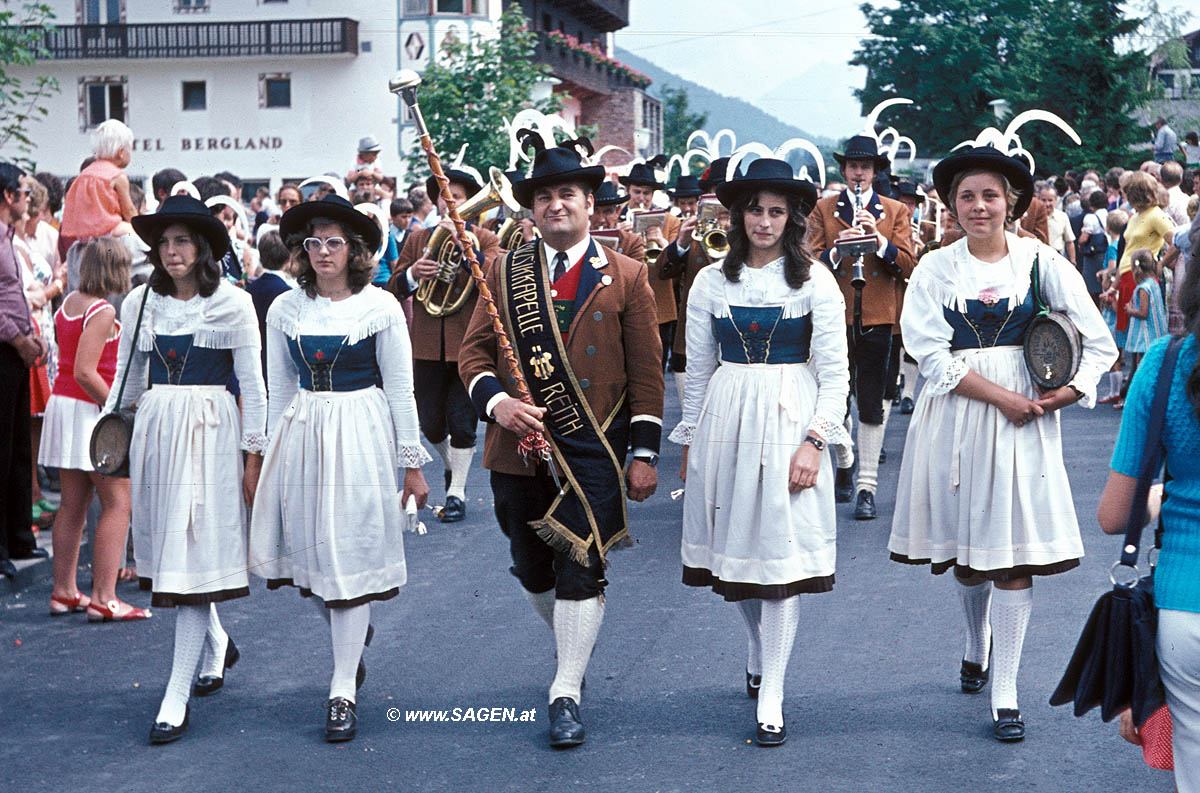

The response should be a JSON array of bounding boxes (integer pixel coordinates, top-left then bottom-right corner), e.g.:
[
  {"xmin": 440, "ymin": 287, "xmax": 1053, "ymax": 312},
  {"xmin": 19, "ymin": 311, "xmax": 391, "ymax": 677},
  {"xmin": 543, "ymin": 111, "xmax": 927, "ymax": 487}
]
[{"xmin": 22, "ymin": 18, "xmax": 358, "ymax": 60}]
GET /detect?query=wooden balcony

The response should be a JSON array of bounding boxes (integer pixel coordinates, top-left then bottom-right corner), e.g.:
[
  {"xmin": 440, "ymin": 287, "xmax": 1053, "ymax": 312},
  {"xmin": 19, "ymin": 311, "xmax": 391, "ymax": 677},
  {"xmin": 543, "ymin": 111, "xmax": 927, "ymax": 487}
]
[
  {"xmin": 24, "ymin": 18, "xmax": 358, "ymax": 60},
  {"xmin": 535, "ymin": 33, "xmax": 647, "ymax": 98},
  {"xmin": 556, "ymin": 0, "xmax": 629, "ymax": 31}
]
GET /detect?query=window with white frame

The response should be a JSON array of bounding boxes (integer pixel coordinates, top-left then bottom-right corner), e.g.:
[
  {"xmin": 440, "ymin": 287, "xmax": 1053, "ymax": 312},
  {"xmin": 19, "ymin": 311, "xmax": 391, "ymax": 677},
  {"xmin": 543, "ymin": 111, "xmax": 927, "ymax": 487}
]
[
  {"xmin": 80, "ymin": 0, "xmax": 123, "ymax": 24},
  {"xmin": 79, "ymin": 76, "xmax": 127, "ymax": 130}
]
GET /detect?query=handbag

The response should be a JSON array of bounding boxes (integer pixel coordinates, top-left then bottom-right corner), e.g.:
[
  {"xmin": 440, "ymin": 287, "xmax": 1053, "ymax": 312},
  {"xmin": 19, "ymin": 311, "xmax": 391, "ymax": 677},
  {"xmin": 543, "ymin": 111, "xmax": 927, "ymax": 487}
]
[
  {"xmin": 1048, "ymin": 334, "xmax": 1183, "ymax": 727},
  {"xmin": 89, "ymin": 286, "xmax": 150, "ymax": 477},
  {"xmin": 1023, "ymin": 253, "xmax": 1082, "ymax": 390}
]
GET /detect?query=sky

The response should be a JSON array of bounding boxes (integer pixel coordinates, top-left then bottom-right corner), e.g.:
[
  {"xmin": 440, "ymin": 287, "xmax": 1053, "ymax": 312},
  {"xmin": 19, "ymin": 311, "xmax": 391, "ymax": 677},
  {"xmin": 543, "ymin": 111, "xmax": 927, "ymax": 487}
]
[{"xmin": 615, "ymin": 0, "xmax": 877, "ymax": 140}]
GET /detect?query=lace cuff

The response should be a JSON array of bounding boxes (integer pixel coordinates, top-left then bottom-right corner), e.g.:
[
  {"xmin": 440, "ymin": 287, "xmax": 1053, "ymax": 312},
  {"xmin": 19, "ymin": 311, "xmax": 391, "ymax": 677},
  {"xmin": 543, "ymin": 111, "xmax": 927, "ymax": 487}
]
[
  {"xmin": 925, "ymin": 358, "xmax": 970, "ymax": 396},
  {"xmin": 1066, "ymin": 377, "xmax": 1096, "ymax": 409},
  {"xmin": 241, "ymin": 432, "xmax": 269, "ymax": 454},
  {"xmin": 667, "ymin": 422, "xmax": 696, "ymax": 445},
  {"xmin": 807, "ymin": 414, "xmax": 850, "ymax": 448},
  {"xmin": 398, "ymin": 443, "xmax": 433, "ymax": 469}
]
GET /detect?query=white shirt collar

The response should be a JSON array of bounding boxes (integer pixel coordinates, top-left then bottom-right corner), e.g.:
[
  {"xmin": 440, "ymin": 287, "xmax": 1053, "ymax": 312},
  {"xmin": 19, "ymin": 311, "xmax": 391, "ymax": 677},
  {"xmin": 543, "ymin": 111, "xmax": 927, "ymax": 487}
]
[
  {"xmin": 542, "ymin": 236, "xmax": 593, "ymax": 275},
  {"xmin": 843, "ymin": 185, "xmax": 875, "ymax": 207}
]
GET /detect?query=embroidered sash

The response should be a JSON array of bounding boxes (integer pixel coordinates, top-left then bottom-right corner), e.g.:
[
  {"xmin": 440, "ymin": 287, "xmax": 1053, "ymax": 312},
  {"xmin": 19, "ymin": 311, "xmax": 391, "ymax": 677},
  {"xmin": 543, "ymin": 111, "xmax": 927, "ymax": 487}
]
[{"xmin": 499, "ymin": 242, "xmax": 629, "ymax": 566}]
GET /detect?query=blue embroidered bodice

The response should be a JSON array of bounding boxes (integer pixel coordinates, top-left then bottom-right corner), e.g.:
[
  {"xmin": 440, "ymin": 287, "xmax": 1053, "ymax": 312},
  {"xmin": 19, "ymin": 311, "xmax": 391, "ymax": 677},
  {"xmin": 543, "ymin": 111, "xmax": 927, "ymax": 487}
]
[
  {"xmin": 287, "ymin": 334, "xmax": 381, "ymax": 392},
  {"xmin": 713, "ymin": 306, "xmax": 812, "ymax": 364},
  {"xmin": 149, "ymin": 334, "xmax": 233, "ymax": 386},
  {"xmin": 944, "ymin": 287, "xmax": 1037, "ymax": 351}
]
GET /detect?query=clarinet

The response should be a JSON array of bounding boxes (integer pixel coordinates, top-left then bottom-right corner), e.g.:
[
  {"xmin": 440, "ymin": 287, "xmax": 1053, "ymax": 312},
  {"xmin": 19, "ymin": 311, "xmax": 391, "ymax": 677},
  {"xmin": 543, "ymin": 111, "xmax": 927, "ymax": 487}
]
[{"xmin": 851, "ymin": 182, "xmax": 867, "ymax": 288}]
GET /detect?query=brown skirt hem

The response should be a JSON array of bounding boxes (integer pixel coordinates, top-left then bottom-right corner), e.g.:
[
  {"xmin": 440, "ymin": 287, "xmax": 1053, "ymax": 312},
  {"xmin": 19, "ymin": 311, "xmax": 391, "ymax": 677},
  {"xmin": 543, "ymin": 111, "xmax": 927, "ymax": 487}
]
[
  {"xmin": 266, "ymin": 578, "xmax": 399, "ymax": 608},
  {"xmin": 889, "ymin": 553, "xmax": 1081, "ymax": 581},
  {"xmin": 682, "ymin": 566, "xmax": 834, "ymax": 601},
  {"xmin": 149, "ymin": 586, "xmax": 250, "ymax": 608}
]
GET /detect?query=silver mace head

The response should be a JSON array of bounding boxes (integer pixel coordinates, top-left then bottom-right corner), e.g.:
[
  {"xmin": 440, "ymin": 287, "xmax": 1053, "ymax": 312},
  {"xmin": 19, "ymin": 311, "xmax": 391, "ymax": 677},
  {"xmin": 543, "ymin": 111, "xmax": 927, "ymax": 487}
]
[{"xmin": 389, "ymin": 70, "xmax": 422, "ymax": 95}]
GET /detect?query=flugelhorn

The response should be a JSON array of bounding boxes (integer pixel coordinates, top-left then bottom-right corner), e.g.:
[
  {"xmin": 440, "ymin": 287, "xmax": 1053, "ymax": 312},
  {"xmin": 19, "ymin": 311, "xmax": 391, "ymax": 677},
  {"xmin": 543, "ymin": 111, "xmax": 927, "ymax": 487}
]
[
  {"xmin": 691, "ymin": 196, "xmax": 728, "ymax": 262},
  {"xmin": 417, "ymin": 166, "xmax": 518, "ymax": 317}
]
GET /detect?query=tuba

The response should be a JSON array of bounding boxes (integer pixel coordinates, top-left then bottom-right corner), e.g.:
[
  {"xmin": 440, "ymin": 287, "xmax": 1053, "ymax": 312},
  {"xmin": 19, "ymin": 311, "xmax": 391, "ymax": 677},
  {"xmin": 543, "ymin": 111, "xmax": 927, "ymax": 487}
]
[
  {"xmin": 497, "ymin": 209, "xmax": 537, "ymax": 250},
  {"xmin": 417, "ymin": 167, "xmax": 519, "ymax": 317}
]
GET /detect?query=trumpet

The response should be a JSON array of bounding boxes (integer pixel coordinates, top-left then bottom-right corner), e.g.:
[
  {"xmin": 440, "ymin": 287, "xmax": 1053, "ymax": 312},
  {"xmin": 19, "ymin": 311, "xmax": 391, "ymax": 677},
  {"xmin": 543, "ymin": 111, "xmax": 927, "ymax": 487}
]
[
  {"xmin": 692, "ymin": 218, "xmax": 729, "ymax": 262},
  {"xmin": 632, "ymin": 209, "xmax": 666, "ymax": 265},
  {"xmin": 416, "ymin": 166, "xmax": 519, "ymax": 317}
]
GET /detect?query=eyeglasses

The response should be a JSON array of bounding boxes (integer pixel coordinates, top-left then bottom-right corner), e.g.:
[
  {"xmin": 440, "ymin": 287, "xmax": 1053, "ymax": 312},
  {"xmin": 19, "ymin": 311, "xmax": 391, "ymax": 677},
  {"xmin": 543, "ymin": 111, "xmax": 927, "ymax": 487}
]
[{"xmin": 302, "ymin": 236, "xmax": 347, "ymax": 254}]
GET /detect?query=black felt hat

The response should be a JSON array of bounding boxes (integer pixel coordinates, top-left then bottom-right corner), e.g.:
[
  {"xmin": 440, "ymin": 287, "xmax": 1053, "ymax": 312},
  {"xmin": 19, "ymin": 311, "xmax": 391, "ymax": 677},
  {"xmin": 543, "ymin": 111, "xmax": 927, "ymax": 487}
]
[
  {"xmin": 425, "ymin": 169, "xmax": 483, "ymax": 204},
  {"xmin": 279, "ymin": 194, "xmax": 382, "ymax": 252},
  {"xmin": 894, "ymin": 179, "xmax": 924, "ymax": 199},
  {"xmin": 833, "ymin": 135, "xmax": 890, "ymax": 171},
  {"xmin": 511, "ymin": 138, "xmax": 606, "ymax": 209},
  {"xmin": 715, "ymin": 158, "xmax": 819, "ymax": 215},
  {"xmin": 618, "ymin": 161, "xmax": 666, "ymax": 190},
  {"xmin": 667, "ymin": 174, "xmax": 703, "ymax": 199},
  {"xmin": 593, "ymin": 181, "xmax": 630, "ymax": 207},
  {"xmin": 932, "ymin": 145, "xmax": 1035, "ymax": 219},
  {"xmin": 132, "ymin": 194, "xmax": 230, "ymax": 260},
  {"xmin": 698, "ymin": 157, "xmax": 730, "ymax": 192}
]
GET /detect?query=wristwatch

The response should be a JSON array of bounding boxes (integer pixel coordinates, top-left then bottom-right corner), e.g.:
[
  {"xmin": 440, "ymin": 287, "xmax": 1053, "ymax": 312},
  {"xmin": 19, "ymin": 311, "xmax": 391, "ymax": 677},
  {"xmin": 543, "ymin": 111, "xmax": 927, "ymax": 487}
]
[
  {"xmin": 633, "ymin": 453, "xmax": 659, "ymax": 468},
  {"xmin": 802, "ymin": 435, "xmax": 826, "ymax": 451}
]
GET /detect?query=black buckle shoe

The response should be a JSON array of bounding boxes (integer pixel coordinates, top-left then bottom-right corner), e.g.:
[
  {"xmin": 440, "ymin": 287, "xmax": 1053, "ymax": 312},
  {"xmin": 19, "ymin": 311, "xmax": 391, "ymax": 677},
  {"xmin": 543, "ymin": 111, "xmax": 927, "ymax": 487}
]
[
  {"xmin": 325, "ymin": 697, "xmax": 357, "ymax": 742},
  {"xmin": 149, "ymin": 706, "xmax": 190, "ymax": 745},
  {"xmin": 992, "ymin": 709, "xmax": 1025, "ymax": 742},
  {"xmin": 548, "ymin": 697, "xmax": 585, "ymax": 748},
  {"xmin": 440, "ymin": 495, "xmax": 466, "ymax": 523},
  {"xmin": 960, "ymin": 659, "xmax": 989, "ymax": 694},
  {"xmin": 900, "ymin": 397, "xmax": 915, "ymax": 415},
  {"xmin": 854, "ymin": 490, "xmax": 877, "ymax": 520},
  {"xmin": 835, "ymin": 467, "xmax": 854, "ymax": 503},
  {"xmin": 193, "ymin": 638, "xmax": 240, "ymax": 697},
  {"xmin": 746, "ymin": 670, "xmax": 761, "ymax": 699},
  {"xmin": 755, "ymin": 720, "xmax": 787, "ymax": 746}
]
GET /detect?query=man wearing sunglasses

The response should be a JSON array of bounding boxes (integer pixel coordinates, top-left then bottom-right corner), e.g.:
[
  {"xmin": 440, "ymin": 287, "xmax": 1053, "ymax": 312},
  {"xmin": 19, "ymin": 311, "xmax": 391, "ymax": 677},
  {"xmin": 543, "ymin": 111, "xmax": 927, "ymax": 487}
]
[
  {"xmin": 0, "ymin": 162, "xmax": 49, "ymax": 578},
  {"xmin": 388, "ymin": 168, "xmax": 501, "ymax": 524}
]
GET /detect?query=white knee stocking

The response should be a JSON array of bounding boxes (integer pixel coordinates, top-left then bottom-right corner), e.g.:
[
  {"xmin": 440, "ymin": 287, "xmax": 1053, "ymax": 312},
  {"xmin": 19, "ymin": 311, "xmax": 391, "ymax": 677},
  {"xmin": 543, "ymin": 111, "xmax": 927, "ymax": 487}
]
[
  {"xmin": 855, "ymin": 421, "xmax": 886, "ymax": 494},
  {"xmin": 523, "ymin": 588, "xmax": 556, "ymax": 632},
  {"xmin": 757, "ymin": 596, "xmax": 801, "ymax": 728},
  {"xmin": 548, "ymin": 597, "xmax": 604, "ymax": 704},
  {"xmin": 198, "ymin": 602, "xmax": 230, "ymax": 680},
  {"xmin": 901, "ymin": 360, "xmax": 919, "ymax": 399},
  {"xmin": 329, "ymin": 604, "xmax": 371, "ymax": 703},
  {"xmin": 447, "ymin": 446, "xmax": 474, "ymax": 502},
  {"xmin": 736, "ymin": 600, "xmax": 762, "ymax": 677},
  {"xmin": 673, "ymin": 371, "xmax": 685, "ymax": 407},
  {"xmin": 155, "ymin": 605, "xmax": 209, "ymax": 727},
  {"xmin": 434, "ymin": 438, "xmax": 451, "ymax": 471},
  {"xmin": 956, "ymin": 579, "xmax": 992, "ymax": 667},
  {"xmin": 990, "ymin": 587, "xmax": 1033, "ymax": 717}
]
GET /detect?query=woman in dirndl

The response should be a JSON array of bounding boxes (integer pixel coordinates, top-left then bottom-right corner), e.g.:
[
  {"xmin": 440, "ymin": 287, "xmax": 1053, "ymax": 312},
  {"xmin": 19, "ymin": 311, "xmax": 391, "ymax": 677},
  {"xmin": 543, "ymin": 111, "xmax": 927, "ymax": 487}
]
[
  {"xmin": 669, "ymin": 156, "xmax": 850, "ymax": 746},
  {"xmin": 887, "ymin": 144, "xmax": 1117, "ymax": 741},
  {"xmin": 249, "ymin": 195, "xmax": 430, "ymax": 743},
  {"xmin": 105, "ymin": 195, "xmax": 267, "ymax": 743}
]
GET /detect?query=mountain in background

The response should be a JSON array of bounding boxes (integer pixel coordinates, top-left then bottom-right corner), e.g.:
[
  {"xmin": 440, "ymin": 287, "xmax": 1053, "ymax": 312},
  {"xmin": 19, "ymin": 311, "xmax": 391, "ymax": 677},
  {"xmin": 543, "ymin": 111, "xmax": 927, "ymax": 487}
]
[{"xmin": 615, "ymin": 47, "xmax": 835, "ymax": 150}]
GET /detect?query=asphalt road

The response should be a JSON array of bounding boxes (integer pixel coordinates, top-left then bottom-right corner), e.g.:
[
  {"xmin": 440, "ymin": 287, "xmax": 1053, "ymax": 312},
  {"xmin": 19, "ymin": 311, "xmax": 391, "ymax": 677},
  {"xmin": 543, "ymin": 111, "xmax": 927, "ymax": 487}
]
[{"xmin": 1, "ymin": 386, "xmax": 1173, "ymax": 793}]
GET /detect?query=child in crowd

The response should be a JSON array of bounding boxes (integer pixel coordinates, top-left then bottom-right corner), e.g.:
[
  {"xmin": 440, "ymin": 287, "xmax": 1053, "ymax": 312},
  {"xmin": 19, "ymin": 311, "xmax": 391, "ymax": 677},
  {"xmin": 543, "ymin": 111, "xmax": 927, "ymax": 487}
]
[
  {"xmin": 1122, "ymin": 248, "xmax": 1169, "ymax": 392},
  {"xmin": 1098, "ymin": 209, "xmax": 1129, "ymax": 403}
]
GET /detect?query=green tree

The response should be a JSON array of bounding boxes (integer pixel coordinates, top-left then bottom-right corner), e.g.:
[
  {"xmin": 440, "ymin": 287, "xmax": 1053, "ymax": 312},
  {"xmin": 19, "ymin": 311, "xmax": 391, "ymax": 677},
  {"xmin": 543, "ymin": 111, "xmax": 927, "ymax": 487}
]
[
  {"xmin": 660, "ymin": 85, "xmax": 708, "ymax": 157},
  {"xmin": 0, "ymin": 2, "xmax": 59, "ymax": 171},
  {"xmin": 403, "ymin": 6, "xmax": 559, "ymax": 182},
  {"xmin": 851, "ymin": 0, "xmax": 1151, "ymax": 172}
]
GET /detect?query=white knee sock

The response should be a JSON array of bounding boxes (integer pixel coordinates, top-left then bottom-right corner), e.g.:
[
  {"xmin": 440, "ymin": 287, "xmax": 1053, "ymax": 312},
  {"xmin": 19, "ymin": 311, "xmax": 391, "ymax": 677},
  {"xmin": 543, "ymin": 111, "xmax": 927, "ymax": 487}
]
[
  {"xmin": 956, "ymin": 579, "xmax": 993, "ymax": 667},
  {"xmin": 548, "ymin": 597, "xmax": 604, "ymax": 705},
  {"xmin": 434, "ymin": 438, "xmax": 451, "ymax": 471},
  {"xmin": 523, "ymin": 588, "xmax": 556, "ymax": 632},
  {"xmin": 736, "ymin": 600, "xmax": 763, "ymax": 676},
  {"xmin": 155, "ymin": 605, "xmax": 209, "ymax": 727},
  {"xmin": 329, "ymin": 604, "xmax": 371, "ymax": 703},
  {"xmin": 757, "ymin": 596, "xmax": 801, "ymax": 728},
  {"xmin": 901, "ymin": 360, "xmax": 919, "ymax": 400},
  {"xmin": 990, "ymin": 587, "xmax": 1033, "ymax": 717},
  {"xmin": 447, "ymin": 446, "xmax": 474, "ymax": 502},
  {"xmin": 198, "ymin": 602, "xmax": 230, "ymax": 680},
  {"xmin": 673, "ymin": 371, "xmax": 685, "ymax": 407},
  {"xmin": 855, "ymin": 421, "xmax": 886, "ymax": 494}
]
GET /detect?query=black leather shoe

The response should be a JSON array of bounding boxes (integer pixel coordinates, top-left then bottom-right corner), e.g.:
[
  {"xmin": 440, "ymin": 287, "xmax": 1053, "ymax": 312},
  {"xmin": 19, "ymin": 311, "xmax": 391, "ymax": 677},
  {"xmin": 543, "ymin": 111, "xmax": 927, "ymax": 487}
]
[
  {"xmin": 325, "ymin": 697, "xmax": 357, "ymax": 742},
  {"xmin": 356, "ymin": 624, "xmax": 374, "ymax": 690},
  {"xmin": 0, "ymin": 559, "xmax": 16, "ymax": 578},
  {"xmin": 878, "ymin": 448, "xmax": 887, "ymax": 464},
  {"xmin": 835, "ymin": 467, "xmax": 854, "ymax": 503},
  {"xmin": 900, "ymin": 397, "xmax": 915, "ymax": 415},
  {"xmin": 149, "ymin": 706, "xmax": 189, "ymax": 745},
  {"xmin": 193, "ymin": 638, "xmax": 239, "ymax": 696},
  {"xmin": 12, "ymin": 547, "xmax": 49, "ymax": 560},
  {"xmin": 548, "ymin": 697, "xmax": 585, "ymax": 748},
  {"xmin": 960, "ymin": 659, "xmax": 989, "ymax": 694},
  {"xmin": 992, "ymin": 709, "xmax": 1025, "ymax": 742},
  {"xmin": 755, "ymin": 720, "xmax": 786, "ymax": 746},
  {"xmin": 440, "ymin": 495, "xmax": 466, "ymax": 523},
  {"xmin": 746, "ymin": 670, "xmax": 761, "ymax": 699},
  {"xmin": 854, "ymin": 490, "xmax": 877, "ymax": 520}
]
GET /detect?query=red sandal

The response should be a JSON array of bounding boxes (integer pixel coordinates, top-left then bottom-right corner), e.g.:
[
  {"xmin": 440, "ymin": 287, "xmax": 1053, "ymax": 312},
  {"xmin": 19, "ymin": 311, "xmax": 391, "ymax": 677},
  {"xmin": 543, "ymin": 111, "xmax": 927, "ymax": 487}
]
[
  {"xmin": 49, "ymin": 592, "xmax": 91, "ymax": 616},
  {"xmin": 86, "ymin": 599, "xmax": 152, "ymax": 623}
]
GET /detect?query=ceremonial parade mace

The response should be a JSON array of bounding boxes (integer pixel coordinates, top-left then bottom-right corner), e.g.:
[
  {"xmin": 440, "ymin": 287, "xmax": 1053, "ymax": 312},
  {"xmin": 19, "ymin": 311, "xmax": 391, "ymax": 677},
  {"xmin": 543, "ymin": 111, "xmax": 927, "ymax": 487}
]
[{"xmin": 389, "ymin": 70, "xmax": 551, "ymax": 462}]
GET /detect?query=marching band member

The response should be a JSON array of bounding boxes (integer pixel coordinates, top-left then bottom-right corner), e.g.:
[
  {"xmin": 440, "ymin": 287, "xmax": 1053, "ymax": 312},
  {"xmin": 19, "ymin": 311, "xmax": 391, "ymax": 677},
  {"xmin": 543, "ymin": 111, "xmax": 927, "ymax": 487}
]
[
  {"xmin": 459, "ymin": 135, "xmax": 663, "ymax": 749},
  {"xmin": 808, "ymin": 134, "xmax": 916, "ymax": 519},
  {"xmin": 590, "ymin": 181, "xmax": 645, "ymax": 261},
  {"xmin": 388, "ymin": 168, "xmax": 501, "ymax": 523},
  {"xmin": 667, "ymin": 173, "xmax": 703, "ymax": 217},
  {"xmin": 888, "ymin": 141, "xmax": 1116, "ymax": 741},
  {"xmin": 670, "ymin": 153, "xmax": 849, "ymax": 745},
  {"xmin": 621, "ymin": 159, "xmax": 679, "ymax": 365},
  {"xmin": 250, "ymin": 194, "xmax": 430, "ymax": 742},
  {"xmin": 104, "ymin": 195, "xmax": 267, "ymax": 744}
]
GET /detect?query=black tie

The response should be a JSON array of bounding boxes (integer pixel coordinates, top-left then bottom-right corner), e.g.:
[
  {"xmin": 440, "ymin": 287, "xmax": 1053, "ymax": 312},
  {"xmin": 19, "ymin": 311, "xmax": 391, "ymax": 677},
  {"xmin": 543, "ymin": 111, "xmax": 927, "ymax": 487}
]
[{"xmin": 553, "ymin": 251, "xmax": 568, "ymax": 283}]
